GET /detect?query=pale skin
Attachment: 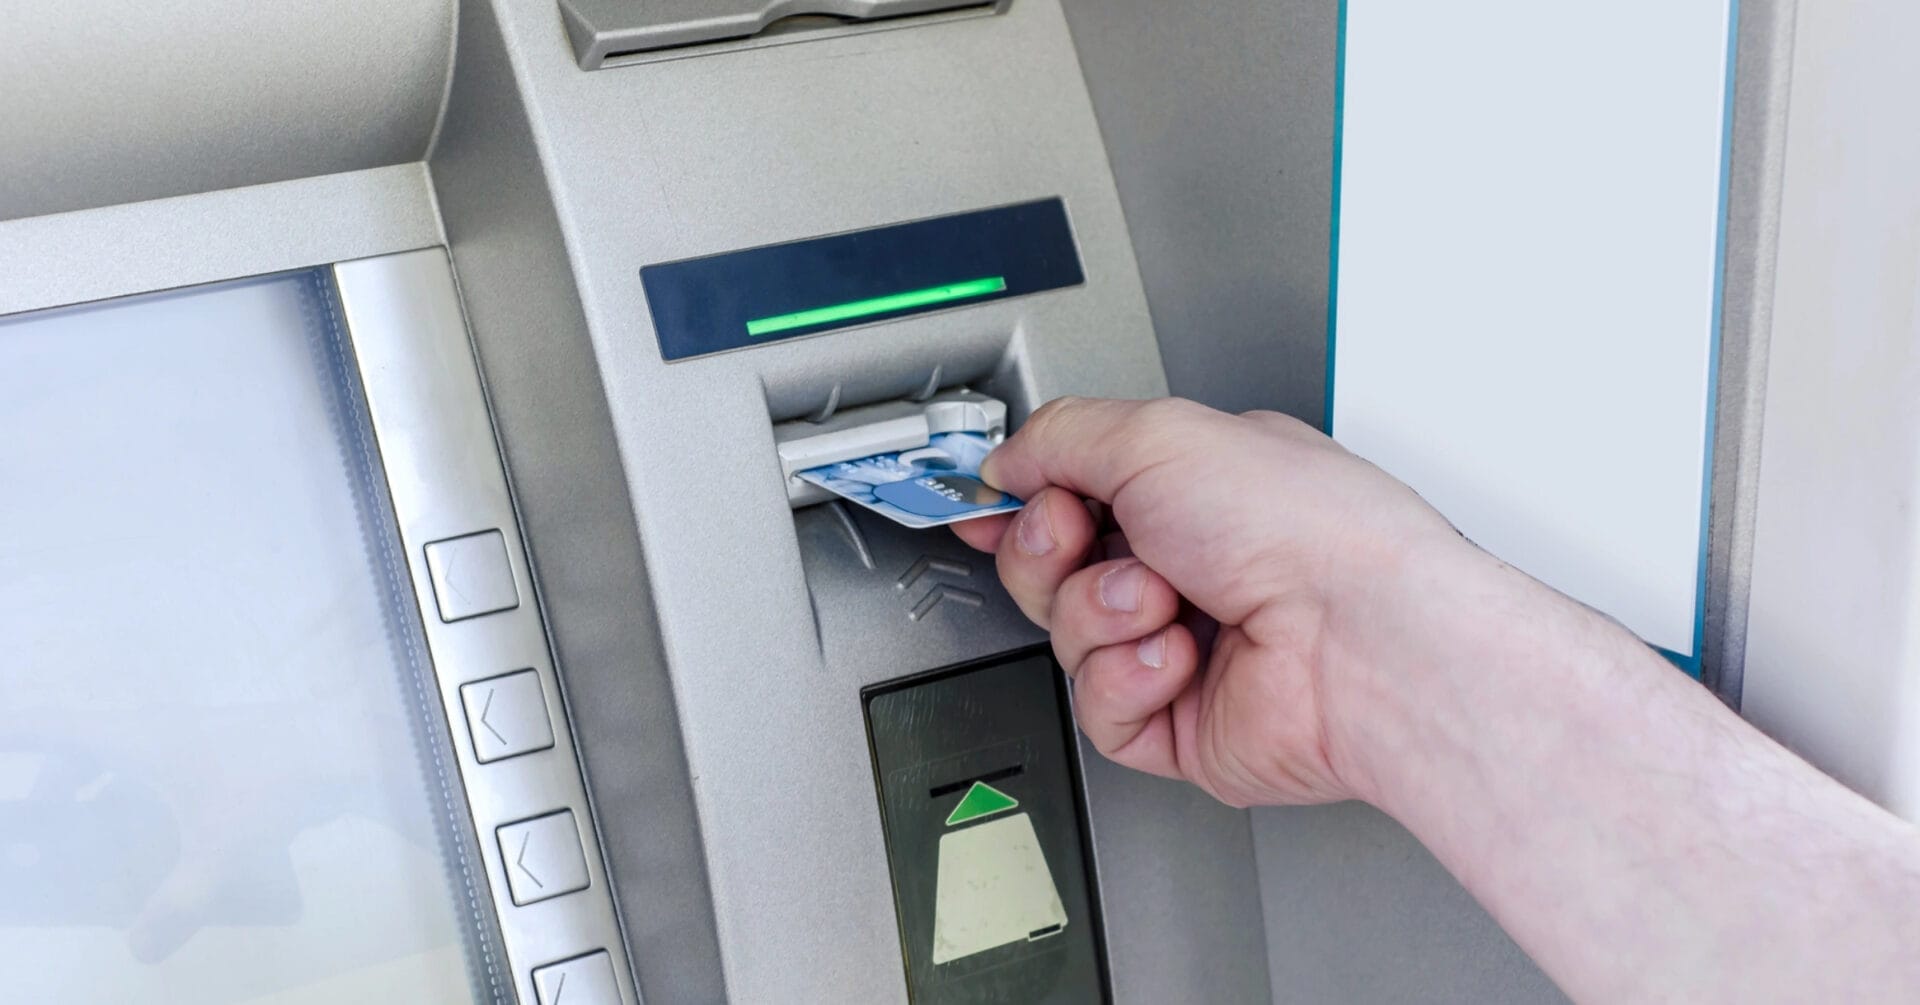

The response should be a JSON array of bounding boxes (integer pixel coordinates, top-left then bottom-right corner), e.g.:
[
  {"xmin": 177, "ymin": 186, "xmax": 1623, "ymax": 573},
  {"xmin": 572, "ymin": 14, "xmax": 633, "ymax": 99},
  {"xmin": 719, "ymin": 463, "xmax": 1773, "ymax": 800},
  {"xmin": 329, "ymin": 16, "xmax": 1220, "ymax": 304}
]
[{"xmin": 952, "ymin": 396, "xmax": 1920, "ymax": 1004}]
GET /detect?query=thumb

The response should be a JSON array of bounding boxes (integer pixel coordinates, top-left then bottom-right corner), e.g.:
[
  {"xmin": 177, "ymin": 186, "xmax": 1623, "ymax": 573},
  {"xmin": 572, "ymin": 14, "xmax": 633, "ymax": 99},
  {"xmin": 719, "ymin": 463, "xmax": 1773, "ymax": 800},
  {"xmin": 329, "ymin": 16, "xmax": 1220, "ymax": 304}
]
[{"xmin": 982, "ymin": 397, "xmax": 1186, "ymax": 504}]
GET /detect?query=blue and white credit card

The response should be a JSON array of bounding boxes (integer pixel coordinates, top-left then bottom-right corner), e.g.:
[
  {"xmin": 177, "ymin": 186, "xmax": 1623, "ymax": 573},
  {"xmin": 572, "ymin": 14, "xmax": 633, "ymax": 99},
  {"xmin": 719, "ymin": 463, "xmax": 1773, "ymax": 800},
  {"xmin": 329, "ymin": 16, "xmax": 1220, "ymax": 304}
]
[{"xmin": 796, "ymin": 431, "xmax": 1024, "ymax": 529}]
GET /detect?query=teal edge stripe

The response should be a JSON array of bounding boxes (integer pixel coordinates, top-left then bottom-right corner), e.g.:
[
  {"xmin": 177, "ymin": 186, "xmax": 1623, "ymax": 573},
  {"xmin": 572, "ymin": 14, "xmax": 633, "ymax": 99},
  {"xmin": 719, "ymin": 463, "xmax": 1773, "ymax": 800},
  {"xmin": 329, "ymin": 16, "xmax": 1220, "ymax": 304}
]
[
  {"xmin": 1672, "ymin": 0, "xmax": 1744, "ymax": 679},
  {"xmin": 1323, "ymin": 0, "xmax": 1741, "ymax": 678},
  {"xmin": 1323, "ymin": 0, "xmax": 1348, "ymax": 435}
]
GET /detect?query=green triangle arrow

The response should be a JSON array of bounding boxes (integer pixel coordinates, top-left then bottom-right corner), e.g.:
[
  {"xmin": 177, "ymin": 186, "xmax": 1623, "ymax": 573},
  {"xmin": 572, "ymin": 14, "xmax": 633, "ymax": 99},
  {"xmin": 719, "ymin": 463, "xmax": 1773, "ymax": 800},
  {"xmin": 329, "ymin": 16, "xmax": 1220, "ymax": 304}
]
[{"xmin": 945, "ymin": 781, "xmax": 1019, "ymax": 826}]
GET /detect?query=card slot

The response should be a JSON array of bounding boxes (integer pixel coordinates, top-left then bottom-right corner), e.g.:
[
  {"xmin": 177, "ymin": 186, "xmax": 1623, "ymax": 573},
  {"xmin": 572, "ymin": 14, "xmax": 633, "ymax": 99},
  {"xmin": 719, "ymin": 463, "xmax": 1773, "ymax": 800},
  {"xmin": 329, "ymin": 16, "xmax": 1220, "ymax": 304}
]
[{"xmin": 928, "ymin": 764, "xmax": 1024, "ymax": 799}]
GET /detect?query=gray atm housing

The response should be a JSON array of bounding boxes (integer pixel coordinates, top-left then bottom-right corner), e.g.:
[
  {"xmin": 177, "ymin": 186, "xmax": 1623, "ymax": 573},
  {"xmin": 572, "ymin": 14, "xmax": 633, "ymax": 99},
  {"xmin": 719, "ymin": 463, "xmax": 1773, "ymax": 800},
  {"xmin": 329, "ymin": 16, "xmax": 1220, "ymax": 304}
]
[
  {"xmin": 428, "ymin": 4, "xmax": 1230, "ymax": 999},
  {"xmin": 0, "ymin": 0, "xmax": 1802, "ymax": 1002}
]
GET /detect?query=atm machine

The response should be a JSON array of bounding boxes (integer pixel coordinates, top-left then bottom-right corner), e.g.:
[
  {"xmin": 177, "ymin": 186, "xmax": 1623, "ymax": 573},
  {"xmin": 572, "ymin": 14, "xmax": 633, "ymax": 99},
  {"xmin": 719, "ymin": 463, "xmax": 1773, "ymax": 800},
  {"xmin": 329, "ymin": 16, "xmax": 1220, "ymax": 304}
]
[{"xmin": 3, "ymin": 1, "xmax": 1914, "ymax": 1003}]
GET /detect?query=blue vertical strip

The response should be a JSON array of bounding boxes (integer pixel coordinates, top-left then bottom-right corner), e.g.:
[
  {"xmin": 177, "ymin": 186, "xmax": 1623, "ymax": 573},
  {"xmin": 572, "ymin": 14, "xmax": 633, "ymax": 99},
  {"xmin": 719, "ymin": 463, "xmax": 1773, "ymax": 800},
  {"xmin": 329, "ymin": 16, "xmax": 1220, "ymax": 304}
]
[
  {"xmin": 1323, "ymin": 0, "xmax": 1350, "ymax": 435},
  {"xmin": 1675, "ymin": 0, "xmax": 1744, "ymax": 679}
]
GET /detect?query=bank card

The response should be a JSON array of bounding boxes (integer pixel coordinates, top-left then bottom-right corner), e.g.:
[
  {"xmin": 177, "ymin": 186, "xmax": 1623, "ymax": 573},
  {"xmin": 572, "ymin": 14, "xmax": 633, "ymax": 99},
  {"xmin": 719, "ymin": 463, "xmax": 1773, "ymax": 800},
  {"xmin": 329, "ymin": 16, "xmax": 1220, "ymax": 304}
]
[{"xmin": 796, "ymin": 431, "xmax": 1023, "ymax": 529}]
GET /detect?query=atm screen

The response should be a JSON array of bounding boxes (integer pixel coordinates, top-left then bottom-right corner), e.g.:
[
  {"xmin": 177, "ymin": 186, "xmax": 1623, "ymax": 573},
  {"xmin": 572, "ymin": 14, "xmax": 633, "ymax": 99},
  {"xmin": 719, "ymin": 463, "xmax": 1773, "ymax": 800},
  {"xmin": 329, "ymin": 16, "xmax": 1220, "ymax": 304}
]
[{"xmin": 0, "ymin": 272, "xmax": 493, "ymax": 1003}]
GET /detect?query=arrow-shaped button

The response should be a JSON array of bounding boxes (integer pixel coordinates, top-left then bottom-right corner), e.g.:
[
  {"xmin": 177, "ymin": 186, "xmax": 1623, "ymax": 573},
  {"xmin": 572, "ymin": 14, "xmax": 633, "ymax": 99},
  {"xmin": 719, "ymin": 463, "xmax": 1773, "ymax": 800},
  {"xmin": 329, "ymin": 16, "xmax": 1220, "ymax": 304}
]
[
  {"xmin": 459, "ymin": 669, "xmax": 556, "ymax": 763},
  {"xmin": 515, "ymin": 830, "xmax": 544, "ymax": 888},
  {"xmin": 478, "ymin": 687, "xmax": 508, "ymax": 746},
  {"xmin": 497, "ymin": 810, "xmax": 591, "ymax": 906}
]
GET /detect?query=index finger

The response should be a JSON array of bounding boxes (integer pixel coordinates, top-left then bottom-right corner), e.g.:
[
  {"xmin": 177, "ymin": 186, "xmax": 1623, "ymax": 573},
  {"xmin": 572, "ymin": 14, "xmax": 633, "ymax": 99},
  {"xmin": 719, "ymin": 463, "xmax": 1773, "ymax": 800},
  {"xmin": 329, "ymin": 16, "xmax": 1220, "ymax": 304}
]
[{"xmin": 979, "ymin": 397, "xmax": 1191, "ymax": 503}]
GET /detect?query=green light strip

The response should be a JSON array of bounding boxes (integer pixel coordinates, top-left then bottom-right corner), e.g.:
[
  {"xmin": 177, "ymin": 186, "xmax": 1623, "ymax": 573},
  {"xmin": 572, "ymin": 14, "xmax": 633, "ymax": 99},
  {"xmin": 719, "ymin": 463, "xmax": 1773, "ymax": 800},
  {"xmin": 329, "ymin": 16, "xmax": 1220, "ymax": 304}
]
[{"xmin": 745, "ymin": 276, "xmax": 1008, "ymax": 337}]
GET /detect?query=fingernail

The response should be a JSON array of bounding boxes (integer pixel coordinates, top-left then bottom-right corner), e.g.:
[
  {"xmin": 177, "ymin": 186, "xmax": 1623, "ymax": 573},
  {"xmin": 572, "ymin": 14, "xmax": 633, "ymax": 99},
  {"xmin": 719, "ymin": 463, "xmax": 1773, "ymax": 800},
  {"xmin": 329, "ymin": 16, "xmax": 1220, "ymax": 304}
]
[
  {"xmin": 1016, "ymin": 497, "xmax": 1055, "ymax": 556},
  {"xmin": 1138, "ymin": 630, "xmax": 1167, "ymax": 669},
  {"xmin": 1099, "ymin": 561, "xmax": 1146, "ymax": 613},
  {"xmin": 978, "ymin": 452, "xmax": 1002, "ymax": 488}
]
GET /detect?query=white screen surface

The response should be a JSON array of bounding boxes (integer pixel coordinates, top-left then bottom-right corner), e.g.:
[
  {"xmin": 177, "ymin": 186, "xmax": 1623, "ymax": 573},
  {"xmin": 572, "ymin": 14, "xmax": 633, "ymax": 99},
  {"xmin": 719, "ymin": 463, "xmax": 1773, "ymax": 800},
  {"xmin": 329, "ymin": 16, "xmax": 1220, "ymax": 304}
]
[
  {"xmin": 1329, "ymin": 1, "xmax": 1735, "ymax": 658},
  {"xmin": 0, "ymin": 273, "xmax": 484, "ymax": 1003}
]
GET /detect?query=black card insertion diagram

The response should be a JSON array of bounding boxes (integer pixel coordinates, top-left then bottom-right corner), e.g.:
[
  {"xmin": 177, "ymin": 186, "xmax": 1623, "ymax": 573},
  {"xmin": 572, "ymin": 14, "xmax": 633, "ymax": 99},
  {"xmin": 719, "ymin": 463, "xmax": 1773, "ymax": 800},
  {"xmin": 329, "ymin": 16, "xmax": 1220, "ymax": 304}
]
[
  {"xmin": 640, "ymin": 199, "xmax": 1085, "ymax": 361},
  {"xmin": 864, "ymin": 651, "xmax": 1108, "ymax": 1004}
]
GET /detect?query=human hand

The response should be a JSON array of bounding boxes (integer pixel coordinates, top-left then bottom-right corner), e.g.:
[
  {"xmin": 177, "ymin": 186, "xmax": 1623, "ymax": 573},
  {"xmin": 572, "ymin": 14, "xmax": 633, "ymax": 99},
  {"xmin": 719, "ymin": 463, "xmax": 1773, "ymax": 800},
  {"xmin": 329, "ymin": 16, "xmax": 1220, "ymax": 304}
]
[
  {"xmin": 961, "ymin": 397, "xmax": 1920, "ymax": 1004},
  {"xmin": 952, "ymin": 396, "xmax": 1482, "ymax": 808}
]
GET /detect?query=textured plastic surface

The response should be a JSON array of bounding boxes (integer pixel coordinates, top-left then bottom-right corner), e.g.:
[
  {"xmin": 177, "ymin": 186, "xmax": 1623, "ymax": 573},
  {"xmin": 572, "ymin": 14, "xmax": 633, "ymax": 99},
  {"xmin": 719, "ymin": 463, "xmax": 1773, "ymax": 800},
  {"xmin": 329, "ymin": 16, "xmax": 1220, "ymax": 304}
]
[
  {"xmin": 1251, "ymin": 803, "xmax": 1566, "ymax": 1004},
  {"xmin": 430, "ymin": 1, "xmax": 1273, "ymax": 1000},
  {"xmin": 0, "ymin": 165, "xmax": 442, "ymax": 320},
  {"xmin": 0, "ymin": 0, "xmax": 452, "ymax": 221},
  {"xmin": 0, "ymin": 271, "xmax": 493, "ymax": 1004},
  {"xmin": 1743, "ymin": 0, "xmax": 1920, "ymax": 821},
  {"xmin": 1060, "ymin": 0, "xmax": 1333, "ymax": 425}
]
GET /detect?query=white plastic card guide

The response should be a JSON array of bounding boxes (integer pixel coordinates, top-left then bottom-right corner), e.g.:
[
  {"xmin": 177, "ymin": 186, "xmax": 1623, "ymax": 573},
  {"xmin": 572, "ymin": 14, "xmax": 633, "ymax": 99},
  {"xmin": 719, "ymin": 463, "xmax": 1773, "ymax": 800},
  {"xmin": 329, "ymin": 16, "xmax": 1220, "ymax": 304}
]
[{"xmin": 773, "ymin": 389, "xmax": 1007, "ymax": 508}]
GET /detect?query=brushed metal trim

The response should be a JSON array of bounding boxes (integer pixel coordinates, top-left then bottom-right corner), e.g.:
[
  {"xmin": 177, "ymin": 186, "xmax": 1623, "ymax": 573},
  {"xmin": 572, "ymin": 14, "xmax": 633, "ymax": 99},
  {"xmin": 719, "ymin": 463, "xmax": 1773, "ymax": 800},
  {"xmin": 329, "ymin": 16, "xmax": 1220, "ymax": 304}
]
[{"xmin": 333, "ymin": 248, "xmax": 640, "ymax": 1005}]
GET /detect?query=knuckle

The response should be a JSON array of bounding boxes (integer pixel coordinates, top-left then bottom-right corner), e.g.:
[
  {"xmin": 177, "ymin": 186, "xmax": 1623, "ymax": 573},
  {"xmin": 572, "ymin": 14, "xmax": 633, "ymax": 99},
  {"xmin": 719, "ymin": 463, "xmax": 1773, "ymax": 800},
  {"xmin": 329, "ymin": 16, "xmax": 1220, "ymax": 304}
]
[
  {"xmin": 1076, "ymin": 656, "xmax": 1134, "ymax": 721},
  {"xmin": 1144, "ymin": 396, "xmax": 1210, "ymax": 422},
  {"xmin": 1132, "ymin": 397, "xmax": 1186, "ymax": 427},
  {"xmin": 1116, "ymin": 399, "xmax": 1196, "ymax": 460},
  {"xmin": 997, "ymin": 562, "xmax": 1053, "ymax": 628},
  {"xmin": 1241, "ymin": 408, "xmax": 1314, "ymax": 437},
  {"xmin": 1024, "ymin": 395, "xmax": 1081, "ymax": 433},
  {"xmin": 1076, "ymin": 704, "xmax": 1126, "ymax": 757}
]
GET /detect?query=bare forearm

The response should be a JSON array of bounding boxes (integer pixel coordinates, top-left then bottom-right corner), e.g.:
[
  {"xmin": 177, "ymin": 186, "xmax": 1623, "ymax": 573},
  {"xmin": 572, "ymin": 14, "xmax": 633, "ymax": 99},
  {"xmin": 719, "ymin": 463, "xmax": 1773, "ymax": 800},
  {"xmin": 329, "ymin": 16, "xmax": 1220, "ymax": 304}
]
[
  {"xmin": 1334, "ymin": 542, "xmax": 1920, "ymax": 1003},
  {"xmin": 965, "ymin": 397, "xmax": 1920, "ymax": 998}
]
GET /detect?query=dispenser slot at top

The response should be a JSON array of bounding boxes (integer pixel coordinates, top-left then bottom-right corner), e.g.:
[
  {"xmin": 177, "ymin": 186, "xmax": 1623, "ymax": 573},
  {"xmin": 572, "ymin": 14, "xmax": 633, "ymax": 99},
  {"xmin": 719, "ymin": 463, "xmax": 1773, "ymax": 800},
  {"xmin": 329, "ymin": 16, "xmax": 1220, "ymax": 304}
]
[{"xmin": 562, "ymin": 0, "xmax": 1004, "ymax": 69}]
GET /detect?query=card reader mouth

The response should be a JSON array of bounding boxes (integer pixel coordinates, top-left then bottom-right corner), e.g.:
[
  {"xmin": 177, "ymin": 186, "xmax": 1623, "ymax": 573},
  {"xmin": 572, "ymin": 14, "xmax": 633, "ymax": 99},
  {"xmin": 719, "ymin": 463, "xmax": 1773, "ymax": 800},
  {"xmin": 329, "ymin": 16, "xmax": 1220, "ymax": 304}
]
[{"xmin": 773, "ymin": 388, "xmax": 1008, "ymax": 509}]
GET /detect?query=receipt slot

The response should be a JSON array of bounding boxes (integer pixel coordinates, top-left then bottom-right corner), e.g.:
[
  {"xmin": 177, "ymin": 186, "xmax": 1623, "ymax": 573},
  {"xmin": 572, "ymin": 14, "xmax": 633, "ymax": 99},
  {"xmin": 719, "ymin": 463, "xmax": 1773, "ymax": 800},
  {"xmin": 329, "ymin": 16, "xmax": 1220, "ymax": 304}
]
[{"xmin": 865, "ymin": 651, "xmax": 1107, "ymax": 1003}]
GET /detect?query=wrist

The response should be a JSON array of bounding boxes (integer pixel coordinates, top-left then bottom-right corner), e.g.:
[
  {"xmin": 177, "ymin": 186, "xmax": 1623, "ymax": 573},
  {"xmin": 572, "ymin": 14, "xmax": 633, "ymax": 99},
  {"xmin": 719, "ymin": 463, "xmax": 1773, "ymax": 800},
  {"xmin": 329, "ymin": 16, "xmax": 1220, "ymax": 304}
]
[{"xmin": 1314, "ymin": 534, "xmax": 1577, "ymax": 811}]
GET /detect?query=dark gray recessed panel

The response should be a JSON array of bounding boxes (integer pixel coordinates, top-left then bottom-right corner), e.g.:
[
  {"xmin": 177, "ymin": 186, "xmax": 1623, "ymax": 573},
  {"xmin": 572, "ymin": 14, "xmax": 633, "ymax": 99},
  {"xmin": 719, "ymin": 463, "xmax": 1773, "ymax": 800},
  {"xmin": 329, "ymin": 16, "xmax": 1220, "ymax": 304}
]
[
  {"xmin": 867, "ymin": 652, "xmax": 1106, "ymax": 1003},
  {"xmin": 641, "ymin": 199, "xmax": 1084, "ymax": 361}
]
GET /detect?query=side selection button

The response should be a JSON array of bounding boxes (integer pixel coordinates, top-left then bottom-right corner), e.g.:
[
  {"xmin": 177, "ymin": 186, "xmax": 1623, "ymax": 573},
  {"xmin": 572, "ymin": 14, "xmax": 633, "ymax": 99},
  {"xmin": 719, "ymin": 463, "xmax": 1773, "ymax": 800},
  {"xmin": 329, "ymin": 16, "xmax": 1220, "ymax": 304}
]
[
  {"xmin": 424, "ymin": 529, "xmax": 521, "ymax": 622},
  {"xmin": 497, "ymin": 810, "xmax": 591, "ymax": 906},
  {"xmin": 533, "ymin": 950, "xmax": 621, "ymax": 1005},
  {"xmin": 459, "ymin": 669, "xmax": 556, "ymax": 763}
]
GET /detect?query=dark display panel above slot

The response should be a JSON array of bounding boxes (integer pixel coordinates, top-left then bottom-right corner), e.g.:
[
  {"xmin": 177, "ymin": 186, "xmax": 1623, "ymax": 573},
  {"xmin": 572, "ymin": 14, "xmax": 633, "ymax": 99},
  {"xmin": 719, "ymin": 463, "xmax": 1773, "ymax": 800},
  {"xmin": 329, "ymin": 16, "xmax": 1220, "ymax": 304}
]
[{"xmin": 640, "ymin": 198, "xmax": 1083, "ymax": 362}]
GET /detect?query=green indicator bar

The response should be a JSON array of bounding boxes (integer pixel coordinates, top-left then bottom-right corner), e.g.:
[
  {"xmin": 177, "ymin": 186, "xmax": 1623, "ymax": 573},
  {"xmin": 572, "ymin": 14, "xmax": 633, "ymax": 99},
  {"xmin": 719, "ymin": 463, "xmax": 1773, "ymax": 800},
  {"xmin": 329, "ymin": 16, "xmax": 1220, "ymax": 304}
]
[{"xmin": 745, "ymin": 276, "xmax": 1008, "ymax": 337}]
